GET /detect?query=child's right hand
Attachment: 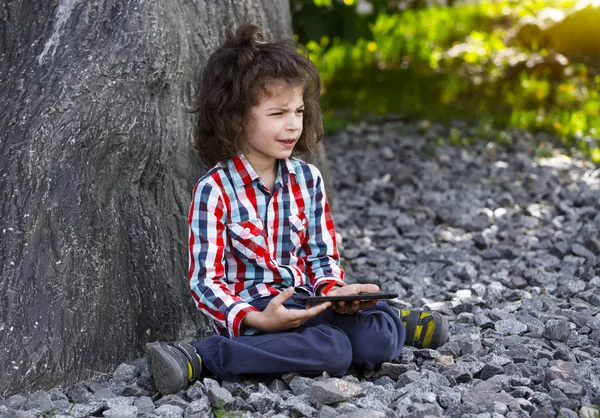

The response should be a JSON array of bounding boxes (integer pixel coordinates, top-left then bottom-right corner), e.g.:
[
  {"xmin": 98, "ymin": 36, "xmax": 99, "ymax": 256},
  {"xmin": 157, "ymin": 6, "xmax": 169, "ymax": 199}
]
[{"xmin": 242, "ymin": 287, "xmax": 330, "ymax": 332}]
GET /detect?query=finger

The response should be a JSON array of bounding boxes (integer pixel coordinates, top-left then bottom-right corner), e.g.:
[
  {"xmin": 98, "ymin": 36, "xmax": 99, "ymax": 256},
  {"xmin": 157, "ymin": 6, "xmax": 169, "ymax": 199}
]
[
  {"xmin": 292, "ymin": 301, "xmax": 331, "ymax": 319},
  {"xmin": 358, "ymin": 299, "xmax": 379, "ymax": 311},
  {"xmin": 307, "ymin": 301, "xmax": 331, "ymax": 316},
  {"xmin": 351, "ymin": 283, "xmax": 380, "ymax": 294},
  {"xmin": 269, "ymin": 287, "xmax": 295, "ymax": 308}
]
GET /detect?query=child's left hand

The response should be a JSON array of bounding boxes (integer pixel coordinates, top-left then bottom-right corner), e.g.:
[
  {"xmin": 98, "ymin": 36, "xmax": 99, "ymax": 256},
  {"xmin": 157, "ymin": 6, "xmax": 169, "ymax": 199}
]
[{"xmin": 326, "ymin": 284, "xmax": 380, "ymax": 314}]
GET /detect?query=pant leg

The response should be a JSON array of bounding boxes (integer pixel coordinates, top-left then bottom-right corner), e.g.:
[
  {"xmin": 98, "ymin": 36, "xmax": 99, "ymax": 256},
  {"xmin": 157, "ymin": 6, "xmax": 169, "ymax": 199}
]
[
  {"xmin": 319, "ymin": 302, "xmax": 406, "ymax": 369},
  {"xmin": 192, "ymin": 295, "xmax": 353, "ymax": 381}
]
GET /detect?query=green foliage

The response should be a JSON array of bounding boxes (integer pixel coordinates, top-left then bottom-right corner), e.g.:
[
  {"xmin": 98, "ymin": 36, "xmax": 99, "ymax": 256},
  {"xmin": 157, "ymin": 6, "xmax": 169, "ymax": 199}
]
[
  {"xmin": 293, "ymin": 0, "xmax": 600, "ymax": 163},
  {"xmin": 212, "ymin": 402, "xmax": 244, "ymax": 418}
]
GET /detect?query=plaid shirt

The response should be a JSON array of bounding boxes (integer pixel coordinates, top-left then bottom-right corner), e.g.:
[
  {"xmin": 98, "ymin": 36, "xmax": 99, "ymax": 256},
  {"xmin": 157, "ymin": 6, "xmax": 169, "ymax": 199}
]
[{"xmin": 188, "ymin": 154, "xmax": 345, "ymax": 338}]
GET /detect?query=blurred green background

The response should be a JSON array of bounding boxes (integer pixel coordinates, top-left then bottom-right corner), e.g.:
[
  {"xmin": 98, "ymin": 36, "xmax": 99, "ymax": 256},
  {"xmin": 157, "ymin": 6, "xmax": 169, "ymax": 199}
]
[{"xmin": 291, "ymin": 0, "xmax": 600, "ymax": 163}]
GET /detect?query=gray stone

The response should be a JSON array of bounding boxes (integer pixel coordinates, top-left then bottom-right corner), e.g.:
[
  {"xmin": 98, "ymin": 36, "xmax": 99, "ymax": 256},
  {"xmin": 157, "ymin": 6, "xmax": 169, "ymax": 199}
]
[
  {"xmin": 112, "ymin": 363, "xmax": 137, "ymax": 383},
  {"xmin": 318, "ymin": 405, "xmax": 338, "ymax": 418},
  {"xmin": 380, "ymin": 362, "xmax": 413, "ymax": 380},
  {"xmin": 408, "ymin": 402, "xmax": 443, "ymax": 417},
  {"xmin": 288, "ymin": 376, "xmax": 314, "ymax": 396},
  {"xmin": 184, "ymin": 398, "xmax": 211, "ymax": 417},
  {"xmin": 543, "ymin": 319, "xmax": 571, "ymax": 341},
  {"xmin": 557, "ymin": 407, "xmax": 579, "ymax": 418},
  {"xmin": 102, "ymin": 405, "xmax": 138, "ymax": 418},
  {"xmin": 509, "ymin": 386, "xmax": 534, "ymax": 398},
  {"xmin": 120, "ymin": 384, "xmax": 149, "ymax": 397},
  {"xmin": 544, "ymin": 360, "xmax": 578, "ymax": 386},
  {"xmin": 395, "ymin": 370, "xmax": 422, "ymax": 388},
  {"xmin": 281, "ymin": 395, "xmax": 317, "ymax": 417},
  {"xmin": 461, "ymin": 378, "xmax": 519, "ymax": 411},
  {"xmin": 354, "ymin": 384, "xmax": 396, "ymax": 411},
  {"xmin": 24, "ymin": 391, "xmax": 52, "ymax": 413},
  {"xmin": 268, "ymin": 379, "xmax": 290, "ymax": 393},
  {"xmin": 246, "ymin": 391, "xmax": 283, "ymax": 414},
  {"xmin": 3, "ymin": 395, "xmax": 27, "ymax": 410},
  {"xmin": 373, "ymin": 375, "xmax": 395, "ymax": 386},
  {"xmin": 549, "ymin": 380, "xmax": 583, "ymax": 398},
  {"xmin": 185, "ymin": 381, "xmax": 206, "ymax": 400},
  {"xmin": 51, "ymin": 398, "xmax": 72, "ymax": 414},
  {"xmin": 134, "ymin": 397, "xmax": 155, "ymax": 414},
  {"xmin": 310, "ymin": 379, "xmax": 362, "ymax": 406},
  {"xmin": 436, "ymin": 387, "xmax": 462, "ymax": 409},
  {"xmin": 531, "ymin": 406, "xmax": 558, "ymax": 418},
  {"xmin": 93, "ymin": 386, "xmax": 119, "ymax": 400},
  {"xmin": 207, "ymin": 387, "xmax": 234, "ymax": 409},
  {"xmin": 343, "ymin": 409, "xmax": 386, "ymax": 417},
  {"xmin": 48, "ymin": 389, "xmax": 68, "ymax": 402},
  {"xmin": 479, "ymin": 363, "xmax": 504, "ymax": 380},
  {"xmin": 0, "ymin": 409, "xmax": 36, "ymax": 418},
  {"xmin": 155, "ymin": 394, "xmax": 189, "ymax": 409},
  {"xmin": 231, "ymin": 397, "xmax": 254, "ymax": 414},
  {"xmin": 494, "ymin": 319, "xmax": 528, "ymax": 335},
  {"xmin": 69, "ymin": 402, "xmax": 104, "ymax": 418},
  {"xmin": 202, "ymin": 378, "xmax": 220, "ymax": 389},
  {"xmin": 504, "ymin": 345, "xmax": 532, "ymax": 363},
  {"xmin": 104, "ymin": 396, "xmax": 135, "ymax": 410},
  {"xmin": 153, "ymin": 404, "xmax": 184, "ymax": 417}
]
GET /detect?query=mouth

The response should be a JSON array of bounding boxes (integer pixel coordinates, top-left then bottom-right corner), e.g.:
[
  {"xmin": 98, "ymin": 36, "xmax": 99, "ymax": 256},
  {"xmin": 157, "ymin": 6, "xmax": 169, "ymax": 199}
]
[{"xmin": 277, "ymin": 139, "xmax": 296, "ymax": 148}]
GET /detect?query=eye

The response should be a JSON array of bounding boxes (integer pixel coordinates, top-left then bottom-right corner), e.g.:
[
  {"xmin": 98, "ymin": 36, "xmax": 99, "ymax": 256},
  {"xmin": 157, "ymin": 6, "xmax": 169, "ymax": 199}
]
[
  {"xmin": 296, "ymin": 109, "xmax": 304, "ymax": 114},
  {"xmin": 269, "ymin": 112, "xmax": 283, "ymax": 116}
]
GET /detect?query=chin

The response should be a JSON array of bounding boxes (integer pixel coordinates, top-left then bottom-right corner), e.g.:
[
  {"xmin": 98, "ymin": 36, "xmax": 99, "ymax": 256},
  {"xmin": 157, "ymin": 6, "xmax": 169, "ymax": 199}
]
[{"xmin": 274, "ymin": 151, "xmax": 294, "ymax": 159}]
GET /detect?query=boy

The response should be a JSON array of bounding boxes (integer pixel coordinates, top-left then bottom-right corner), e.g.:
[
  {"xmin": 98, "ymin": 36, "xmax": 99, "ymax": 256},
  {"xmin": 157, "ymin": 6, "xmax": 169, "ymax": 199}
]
[{"xmin": 147, "ymin": 23, "xmax": 448, "ymax": 395}]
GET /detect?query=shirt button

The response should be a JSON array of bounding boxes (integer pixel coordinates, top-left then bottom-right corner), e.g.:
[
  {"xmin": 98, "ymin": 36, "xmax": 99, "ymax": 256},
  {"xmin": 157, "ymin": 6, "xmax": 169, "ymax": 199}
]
[{"xmin": 244, "ymin": 228, "xmax": 251, "ymax": 233}]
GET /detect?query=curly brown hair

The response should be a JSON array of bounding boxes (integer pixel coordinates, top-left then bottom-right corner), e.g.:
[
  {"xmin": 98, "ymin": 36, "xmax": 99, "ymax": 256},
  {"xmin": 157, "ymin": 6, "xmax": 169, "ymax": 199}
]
[{"xmin": 195, "ymin": 23, "xmax": 323, "ymax": 168}]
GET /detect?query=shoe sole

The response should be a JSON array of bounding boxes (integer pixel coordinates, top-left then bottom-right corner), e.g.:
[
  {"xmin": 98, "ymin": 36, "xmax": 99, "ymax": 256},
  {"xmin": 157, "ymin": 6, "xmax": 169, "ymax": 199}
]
[{"xmin": 146, "ymin": 342, "xmax": 187, "ymax": 394}]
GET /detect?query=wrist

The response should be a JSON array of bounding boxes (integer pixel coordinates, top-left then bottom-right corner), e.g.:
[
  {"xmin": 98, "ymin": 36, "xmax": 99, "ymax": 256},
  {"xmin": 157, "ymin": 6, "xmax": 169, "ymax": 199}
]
[
  {"xmin": 242, "ymin": 311, "xmax": 262, "ymax": 329},
  {"xmin": 317, "ymin": 282, "xmax": 341, "ymax": 296}
]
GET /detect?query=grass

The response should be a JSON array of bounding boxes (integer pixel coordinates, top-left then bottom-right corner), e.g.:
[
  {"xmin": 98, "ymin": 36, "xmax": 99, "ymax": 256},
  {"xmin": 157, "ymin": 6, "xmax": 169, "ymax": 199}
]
[{"xmin": 297, "ymin": 0, "xmax": 600, "ymax": 163}]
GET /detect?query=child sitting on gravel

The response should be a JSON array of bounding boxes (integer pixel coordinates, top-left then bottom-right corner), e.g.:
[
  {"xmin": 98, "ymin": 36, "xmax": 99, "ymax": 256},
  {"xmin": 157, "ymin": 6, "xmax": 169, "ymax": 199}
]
[{"xmin": 146, "ymin": 23, "xmax": 449, "ymax": 395}]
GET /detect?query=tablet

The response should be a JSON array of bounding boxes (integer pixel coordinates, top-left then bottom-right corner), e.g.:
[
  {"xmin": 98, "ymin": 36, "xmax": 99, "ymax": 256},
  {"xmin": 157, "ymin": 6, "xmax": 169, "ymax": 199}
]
[{"xmin": 296, "ymin": 292, "xmax": 398, "ymax": 303}]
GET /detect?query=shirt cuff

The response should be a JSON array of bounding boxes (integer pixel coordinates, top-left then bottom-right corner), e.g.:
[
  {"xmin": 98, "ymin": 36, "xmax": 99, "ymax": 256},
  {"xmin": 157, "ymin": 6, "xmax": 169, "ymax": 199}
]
[
  {"xmin": 313, "ymin": 277, "xmax": 345, "ymax": 295},
  {"xmin": 226, "ymin": 302, "xmax": 260, "ymax": 338}
]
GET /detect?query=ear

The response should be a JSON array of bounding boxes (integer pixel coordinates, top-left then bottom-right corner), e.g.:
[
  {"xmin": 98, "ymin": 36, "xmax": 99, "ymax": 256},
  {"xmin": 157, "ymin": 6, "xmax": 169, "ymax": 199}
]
[
  {"xmin": 234, "ymin": 114, "xmax": 246, "ymax": 133},
  {"xmin": 233, "ymin": 120, "xmax": 242, "ymax": 133}
]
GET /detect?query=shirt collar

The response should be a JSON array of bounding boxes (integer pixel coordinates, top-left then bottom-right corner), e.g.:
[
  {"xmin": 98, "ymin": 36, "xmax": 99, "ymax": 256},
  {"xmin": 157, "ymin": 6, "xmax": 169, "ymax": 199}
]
[
  {"xmin": 227, "ymin": 154, "xmax": 297, "ymax": 188},
  {"xmin": 228, "ymin": 154, "xmax": 260, "ymax": 188}
]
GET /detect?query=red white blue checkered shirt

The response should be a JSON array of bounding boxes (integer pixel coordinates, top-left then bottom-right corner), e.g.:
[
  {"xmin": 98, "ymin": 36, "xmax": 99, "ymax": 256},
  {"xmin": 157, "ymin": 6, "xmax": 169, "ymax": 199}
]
[{"xmin": 188, "ymin": 154, "xmax": 345, "ymax": 338}]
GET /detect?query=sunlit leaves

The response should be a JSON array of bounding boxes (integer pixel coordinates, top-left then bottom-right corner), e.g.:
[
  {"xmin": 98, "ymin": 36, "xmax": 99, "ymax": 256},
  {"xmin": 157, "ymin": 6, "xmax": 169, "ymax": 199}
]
[{"xmin": 294, "ymin": 0, "xmax": 600, "ymax": 162}]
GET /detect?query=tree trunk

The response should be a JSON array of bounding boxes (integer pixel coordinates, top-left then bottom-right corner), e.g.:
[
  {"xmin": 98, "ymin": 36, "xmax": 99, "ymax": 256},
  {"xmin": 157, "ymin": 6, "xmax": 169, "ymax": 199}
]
[{"xmin": 0, "ymin": 0, "xmax": 304, "ymax": 396}]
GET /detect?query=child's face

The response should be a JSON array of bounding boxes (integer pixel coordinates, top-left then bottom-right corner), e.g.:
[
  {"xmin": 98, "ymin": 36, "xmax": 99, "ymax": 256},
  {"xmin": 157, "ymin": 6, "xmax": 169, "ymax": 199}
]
[{"xmin": 244, "ymin": 82, "xmax": 304, "ymax": 171}]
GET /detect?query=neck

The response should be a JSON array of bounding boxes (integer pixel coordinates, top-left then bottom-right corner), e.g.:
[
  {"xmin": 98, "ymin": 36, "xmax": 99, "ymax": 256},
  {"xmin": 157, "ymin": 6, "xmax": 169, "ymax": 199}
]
[{"xmin": 244, "ymin": 153, "xmax": 277, "ymax": 178}]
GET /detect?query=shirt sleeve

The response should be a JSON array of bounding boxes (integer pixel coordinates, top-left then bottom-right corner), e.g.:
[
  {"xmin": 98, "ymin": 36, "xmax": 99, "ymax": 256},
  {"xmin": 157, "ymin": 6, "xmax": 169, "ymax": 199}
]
[
  {"xmin": 302, "ymin": 165, "xmax": 346, "ymax": 291},
  {"xmin": 188, "ymin": 179, "xmax": 259, "ymax": 338}
]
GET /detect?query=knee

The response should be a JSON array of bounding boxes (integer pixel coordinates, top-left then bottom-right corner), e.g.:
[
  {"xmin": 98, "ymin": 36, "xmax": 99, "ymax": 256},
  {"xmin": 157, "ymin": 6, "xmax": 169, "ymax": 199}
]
[{"xmin": 314, "ymin": 325, "xmax": 352, "ymax": 376}]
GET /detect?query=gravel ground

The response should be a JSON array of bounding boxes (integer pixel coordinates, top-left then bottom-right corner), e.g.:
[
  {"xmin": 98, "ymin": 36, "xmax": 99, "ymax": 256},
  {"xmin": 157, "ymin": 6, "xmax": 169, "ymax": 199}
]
[{"xmin": 2, "ymin": 120, "xmax": 600, "ymax": 417}]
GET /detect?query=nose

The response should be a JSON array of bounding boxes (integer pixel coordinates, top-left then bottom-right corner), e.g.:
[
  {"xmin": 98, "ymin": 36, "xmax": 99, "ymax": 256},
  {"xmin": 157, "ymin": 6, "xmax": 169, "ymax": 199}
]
[{"xmin": 286, "ymin": 113, "xmax": 302, "ymax": 132}]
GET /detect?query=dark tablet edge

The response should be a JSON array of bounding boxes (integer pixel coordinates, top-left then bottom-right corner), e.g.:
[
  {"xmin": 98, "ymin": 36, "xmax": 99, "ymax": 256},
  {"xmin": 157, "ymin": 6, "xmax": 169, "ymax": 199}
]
[{"xmin": 296, "ymin": 292, "xmax": 398, "ymax": 302}]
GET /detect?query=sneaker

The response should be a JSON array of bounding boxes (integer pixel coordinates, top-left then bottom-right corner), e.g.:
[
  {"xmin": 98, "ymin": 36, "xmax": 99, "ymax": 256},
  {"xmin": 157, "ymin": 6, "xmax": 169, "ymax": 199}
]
[
  {"xmin": 400, "ymin": 310, "xmax": 449, "ymax": 349},
  {"xmin": 146, "ymin": 341, "xmax": 202, "ymax": 394}
]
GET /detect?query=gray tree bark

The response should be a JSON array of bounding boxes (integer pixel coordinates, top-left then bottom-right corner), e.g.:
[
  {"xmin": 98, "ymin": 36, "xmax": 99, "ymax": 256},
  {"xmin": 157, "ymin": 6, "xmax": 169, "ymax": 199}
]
[{"xmin": 0, "ymin": 0, "xmax": 304, "ymax": 396}]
